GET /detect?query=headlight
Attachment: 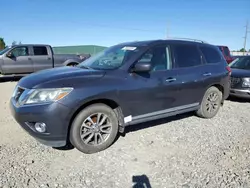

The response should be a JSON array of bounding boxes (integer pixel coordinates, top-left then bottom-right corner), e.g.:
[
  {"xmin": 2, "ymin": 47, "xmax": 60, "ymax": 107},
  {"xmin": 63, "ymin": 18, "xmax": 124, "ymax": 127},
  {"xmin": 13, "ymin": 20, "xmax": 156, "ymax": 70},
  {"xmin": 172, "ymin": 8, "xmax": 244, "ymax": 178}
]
[
  {"xmin": 242, "ymin": 78, "xmax": 250, "ymax": 87},
  {"xmin": 24, "ymin": 88, "xmax": 73, "ymax": 105}
]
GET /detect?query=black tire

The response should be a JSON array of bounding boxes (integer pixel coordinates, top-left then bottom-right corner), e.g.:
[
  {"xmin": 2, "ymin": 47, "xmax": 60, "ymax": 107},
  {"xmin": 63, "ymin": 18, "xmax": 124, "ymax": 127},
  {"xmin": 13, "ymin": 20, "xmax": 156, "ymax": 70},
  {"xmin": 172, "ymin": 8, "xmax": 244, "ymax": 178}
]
[
  {"xmin": 196, "ymin": 86, "xmax": 223, "ymax": 119},
  {"xmin": 53, "ymin": 143, "xmax": 74, "ymax": 151},
  {"xmin": 70, "ymin": 103, "xmax": 119, "ymax": 154}
]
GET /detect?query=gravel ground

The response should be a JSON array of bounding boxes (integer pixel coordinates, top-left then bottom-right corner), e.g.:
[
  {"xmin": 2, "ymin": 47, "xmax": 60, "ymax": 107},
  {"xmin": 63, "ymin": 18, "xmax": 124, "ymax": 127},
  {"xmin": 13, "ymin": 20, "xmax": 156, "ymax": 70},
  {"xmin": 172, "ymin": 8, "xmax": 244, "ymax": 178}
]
[{"xmin": 0, "ymin": 80, "xmax": 250, "ymax": 188}]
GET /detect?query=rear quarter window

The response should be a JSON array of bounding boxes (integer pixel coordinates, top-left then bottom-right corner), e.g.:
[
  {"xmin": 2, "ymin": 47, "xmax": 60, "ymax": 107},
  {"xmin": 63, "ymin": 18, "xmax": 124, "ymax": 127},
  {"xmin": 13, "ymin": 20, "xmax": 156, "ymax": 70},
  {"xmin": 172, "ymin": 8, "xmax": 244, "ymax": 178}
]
[{"xmin": 200, "ymin": 46, "xmax": 223, "ymax": 64}]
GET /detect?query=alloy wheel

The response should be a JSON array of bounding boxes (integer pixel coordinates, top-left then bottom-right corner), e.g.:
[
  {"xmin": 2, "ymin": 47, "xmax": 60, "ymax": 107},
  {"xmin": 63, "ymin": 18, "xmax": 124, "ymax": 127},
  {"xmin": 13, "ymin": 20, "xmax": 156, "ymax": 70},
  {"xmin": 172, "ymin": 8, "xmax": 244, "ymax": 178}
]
[
  {"xmin": 205, "ymin": 92, "xmax": 220, "ymax": 114},
  {"xmin": 80, "ymin": 113, "xmax": 112, "ymax": 146}
]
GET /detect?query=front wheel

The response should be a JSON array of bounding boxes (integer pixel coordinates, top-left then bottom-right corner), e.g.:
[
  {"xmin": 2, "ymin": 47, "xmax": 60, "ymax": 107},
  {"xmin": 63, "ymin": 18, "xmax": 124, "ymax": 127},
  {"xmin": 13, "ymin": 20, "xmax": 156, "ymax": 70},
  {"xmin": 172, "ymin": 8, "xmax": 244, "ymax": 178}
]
[
  {"xmin": 196, "ymin": 86, "xmax": 223, "ymax": 119},
  {"xmin": 70, "ymin": 104, "xmax": 119, "ymax": 154}
]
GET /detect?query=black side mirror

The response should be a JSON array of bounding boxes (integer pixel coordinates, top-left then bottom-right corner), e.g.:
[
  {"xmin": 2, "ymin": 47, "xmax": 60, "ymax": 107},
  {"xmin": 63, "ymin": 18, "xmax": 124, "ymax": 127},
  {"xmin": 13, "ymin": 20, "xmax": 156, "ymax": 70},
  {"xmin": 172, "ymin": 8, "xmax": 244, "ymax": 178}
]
[{"xmin": 6, "ymin": 52, "xmax": 14, "ymax": 58}]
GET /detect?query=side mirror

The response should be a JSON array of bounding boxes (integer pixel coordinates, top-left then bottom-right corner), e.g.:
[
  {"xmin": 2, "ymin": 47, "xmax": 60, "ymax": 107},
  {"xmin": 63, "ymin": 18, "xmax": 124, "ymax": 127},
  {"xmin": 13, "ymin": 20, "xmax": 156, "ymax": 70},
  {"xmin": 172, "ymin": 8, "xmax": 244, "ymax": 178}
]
[
  {"xmin": 6, "ymin": 52, "xmax": 14, "ymax": 58},
  {"xmin": 132, "ymin": 61, "xmax": 152, "ymax": 72}
]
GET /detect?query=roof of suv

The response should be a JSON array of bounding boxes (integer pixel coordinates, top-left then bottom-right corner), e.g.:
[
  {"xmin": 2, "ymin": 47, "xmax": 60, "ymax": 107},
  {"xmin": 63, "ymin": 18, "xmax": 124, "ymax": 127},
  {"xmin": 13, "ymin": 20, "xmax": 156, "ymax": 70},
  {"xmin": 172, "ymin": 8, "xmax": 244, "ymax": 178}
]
[{"xmin": 118, "ymin": 39, "xmax": 211, "ymax": 47}]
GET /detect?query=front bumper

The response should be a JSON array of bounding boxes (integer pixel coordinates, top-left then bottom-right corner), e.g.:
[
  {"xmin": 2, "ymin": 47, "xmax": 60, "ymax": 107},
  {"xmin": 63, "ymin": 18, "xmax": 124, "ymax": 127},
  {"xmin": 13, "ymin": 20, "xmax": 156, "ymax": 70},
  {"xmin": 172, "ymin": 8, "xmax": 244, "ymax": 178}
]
[
  {"xmin": 10, "ymin": 98, "xmax": 72, "ymax": 147},
  {"xmin": 230, "ymin": 88, "xmax": 250, "ymax": 99}
]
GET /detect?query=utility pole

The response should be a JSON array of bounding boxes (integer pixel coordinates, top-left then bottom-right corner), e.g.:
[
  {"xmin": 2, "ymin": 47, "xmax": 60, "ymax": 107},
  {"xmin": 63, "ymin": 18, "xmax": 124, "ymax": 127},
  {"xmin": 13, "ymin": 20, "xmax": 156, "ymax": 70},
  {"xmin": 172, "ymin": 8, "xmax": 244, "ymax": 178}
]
[{"xmin": 243, "ymin": 20, "xmax": 249, "ymax": 55}]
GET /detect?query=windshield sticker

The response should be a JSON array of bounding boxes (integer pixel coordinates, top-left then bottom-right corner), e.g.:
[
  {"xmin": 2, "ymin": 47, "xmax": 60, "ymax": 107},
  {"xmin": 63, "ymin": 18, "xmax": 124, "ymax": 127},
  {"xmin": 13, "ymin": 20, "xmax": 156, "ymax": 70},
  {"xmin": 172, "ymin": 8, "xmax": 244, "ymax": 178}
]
[{"xmin": 122, "ymin": 46, "xmax": 137, "ymax": 51}]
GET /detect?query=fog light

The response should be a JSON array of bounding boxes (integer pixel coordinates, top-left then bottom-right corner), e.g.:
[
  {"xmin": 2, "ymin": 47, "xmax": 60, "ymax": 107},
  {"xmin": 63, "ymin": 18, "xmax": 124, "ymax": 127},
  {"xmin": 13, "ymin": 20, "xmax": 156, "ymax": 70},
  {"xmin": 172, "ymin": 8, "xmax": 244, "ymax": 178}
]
[{"xmin": 34, "ymin": 122, "xmax": 46, "ymax": 133}]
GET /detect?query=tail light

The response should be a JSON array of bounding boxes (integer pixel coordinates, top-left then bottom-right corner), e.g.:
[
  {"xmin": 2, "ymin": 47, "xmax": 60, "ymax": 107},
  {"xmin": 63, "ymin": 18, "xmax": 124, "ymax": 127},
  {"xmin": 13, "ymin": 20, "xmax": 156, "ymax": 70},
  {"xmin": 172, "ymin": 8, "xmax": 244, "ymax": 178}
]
[{"xmin": 226, "ymin": 66, "xmax": 232, "ymax": 76}]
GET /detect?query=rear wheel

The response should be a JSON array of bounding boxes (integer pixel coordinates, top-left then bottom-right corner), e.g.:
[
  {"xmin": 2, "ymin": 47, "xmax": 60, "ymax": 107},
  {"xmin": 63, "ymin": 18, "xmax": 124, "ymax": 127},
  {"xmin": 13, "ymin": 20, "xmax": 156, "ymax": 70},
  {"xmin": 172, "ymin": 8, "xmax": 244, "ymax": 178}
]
[
  {"xmin": 196, "ymin": 86, "xmax": 223, "ymax": 119},
  {"xmin": 70, "ymin": 104, "xmax": 119, "ymax": 154}
]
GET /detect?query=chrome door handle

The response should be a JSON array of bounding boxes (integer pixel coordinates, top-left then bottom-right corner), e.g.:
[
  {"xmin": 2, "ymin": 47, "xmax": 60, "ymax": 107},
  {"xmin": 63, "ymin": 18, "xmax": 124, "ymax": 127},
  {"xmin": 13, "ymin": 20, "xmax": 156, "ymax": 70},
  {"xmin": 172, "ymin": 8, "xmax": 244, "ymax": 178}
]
[
  {"xmin": 203, "ymin": 73, "xmax": 212, "ymax": 76},
  {"xmin": 166, "ymin": 78, "xmax": 176, "ymax": 82}
]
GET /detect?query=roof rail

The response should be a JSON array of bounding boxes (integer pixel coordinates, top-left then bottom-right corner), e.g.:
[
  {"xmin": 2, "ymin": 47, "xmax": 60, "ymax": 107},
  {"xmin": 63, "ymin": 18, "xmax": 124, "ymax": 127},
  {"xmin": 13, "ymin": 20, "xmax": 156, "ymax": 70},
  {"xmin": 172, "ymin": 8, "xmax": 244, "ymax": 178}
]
[{"xmin": 167, "ymin": 37, "xmax": 208, "ymax": 44}]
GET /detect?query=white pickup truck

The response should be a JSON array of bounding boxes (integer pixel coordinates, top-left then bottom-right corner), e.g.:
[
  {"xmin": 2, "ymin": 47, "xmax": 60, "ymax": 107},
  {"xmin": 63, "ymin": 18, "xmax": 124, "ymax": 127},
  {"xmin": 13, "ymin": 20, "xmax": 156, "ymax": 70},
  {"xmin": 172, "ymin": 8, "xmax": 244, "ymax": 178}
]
[{"xmin": 0, "ymin": 44, "xmax": 87, "ymax": 76}]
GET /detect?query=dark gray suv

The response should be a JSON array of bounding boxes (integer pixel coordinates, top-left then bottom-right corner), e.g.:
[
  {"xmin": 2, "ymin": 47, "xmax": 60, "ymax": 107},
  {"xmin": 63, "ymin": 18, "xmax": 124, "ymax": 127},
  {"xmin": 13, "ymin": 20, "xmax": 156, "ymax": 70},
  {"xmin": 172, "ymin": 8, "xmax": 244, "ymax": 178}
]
[{"xmin": 10, "ymin": 39, "xmax": 231, "ymax": 154}]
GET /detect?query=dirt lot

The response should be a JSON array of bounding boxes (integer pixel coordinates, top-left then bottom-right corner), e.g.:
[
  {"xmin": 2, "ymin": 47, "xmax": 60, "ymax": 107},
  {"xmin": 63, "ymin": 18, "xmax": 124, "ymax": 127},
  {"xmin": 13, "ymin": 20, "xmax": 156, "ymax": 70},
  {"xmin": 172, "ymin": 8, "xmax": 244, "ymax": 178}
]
[{"xmin": 0, "ymin": 80, "xmax": 250, "ymax": 188}]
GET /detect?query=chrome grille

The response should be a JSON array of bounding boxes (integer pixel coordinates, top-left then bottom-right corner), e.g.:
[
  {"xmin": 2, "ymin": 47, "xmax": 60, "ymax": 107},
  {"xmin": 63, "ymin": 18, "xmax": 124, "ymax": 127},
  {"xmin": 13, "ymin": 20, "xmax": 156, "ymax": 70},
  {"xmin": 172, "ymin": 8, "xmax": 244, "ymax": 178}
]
[{"xmin": 230, "ymin": 77, "xmax": 241, "ymax": 88}]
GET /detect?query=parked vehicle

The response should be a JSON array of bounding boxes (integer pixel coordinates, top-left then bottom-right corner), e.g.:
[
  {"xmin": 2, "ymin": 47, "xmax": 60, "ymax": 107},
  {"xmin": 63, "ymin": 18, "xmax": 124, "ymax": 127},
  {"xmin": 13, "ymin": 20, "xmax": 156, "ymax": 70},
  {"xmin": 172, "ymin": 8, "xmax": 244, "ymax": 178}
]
[
  {"xmin": 0, "ymin": 44, "xmax": 83, "ymax": 76},
  {"xmin": 232, "ymin": 55, "xmax": 243, "ymax": 59},
  {"xmin": 217, "ymin": 45, "xmax": 235, "ymax": 64},
  {"xmin": 79, "ymin": 54, "xmax": 91, "ymax": 61},
  {"xmin": 229, "ymin": 56, "xmax": 250, "ymax": 98},
  {"xmin": 10, "ymin": 39, "xmax": 231, "ymax": 154}
]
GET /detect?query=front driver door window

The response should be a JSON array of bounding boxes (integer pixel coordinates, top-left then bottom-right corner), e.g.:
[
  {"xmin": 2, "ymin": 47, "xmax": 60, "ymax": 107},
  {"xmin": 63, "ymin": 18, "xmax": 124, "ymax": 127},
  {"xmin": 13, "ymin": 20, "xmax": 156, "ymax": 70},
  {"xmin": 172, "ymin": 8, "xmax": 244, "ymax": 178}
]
[{"xmin": 12, "ymin": 47, "xmax": 29, "ymax": 57}]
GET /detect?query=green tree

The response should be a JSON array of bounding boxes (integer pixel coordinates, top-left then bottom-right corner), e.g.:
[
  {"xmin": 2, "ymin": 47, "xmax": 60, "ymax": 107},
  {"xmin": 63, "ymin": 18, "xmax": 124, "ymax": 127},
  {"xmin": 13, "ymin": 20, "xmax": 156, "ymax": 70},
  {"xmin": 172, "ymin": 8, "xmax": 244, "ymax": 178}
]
[
  {"xmin": 239, "ymin": 48, "xmax": 246, "ymax": 52},
  {"xmin": 0, "ymin": 38, "xmax": 6, "ymax": 50}
]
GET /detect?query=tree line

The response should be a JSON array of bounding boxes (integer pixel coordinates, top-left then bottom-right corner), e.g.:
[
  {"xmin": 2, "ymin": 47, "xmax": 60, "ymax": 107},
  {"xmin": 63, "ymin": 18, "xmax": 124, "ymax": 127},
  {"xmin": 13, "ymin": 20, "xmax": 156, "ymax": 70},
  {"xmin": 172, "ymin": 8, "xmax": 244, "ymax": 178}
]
[
  {"xmin": 0, "ymin": 38, "xmax": 6, "ymax": 50},
  {"xmin": 232, "ymin": 48, "xmax": 250, "ymax": 52},
  {"xmin": 0, "ymin": 38, "xmax": 22, "ymax": 50}
]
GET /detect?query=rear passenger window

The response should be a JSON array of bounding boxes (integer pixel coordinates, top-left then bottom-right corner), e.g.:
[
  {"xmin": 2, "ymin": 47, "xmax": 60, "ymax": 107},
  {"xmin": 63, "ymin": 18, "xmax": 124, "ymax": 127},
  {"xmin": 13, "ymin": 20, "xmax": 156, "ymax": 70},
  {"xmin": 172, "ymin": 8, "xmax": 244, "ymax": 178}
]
[
  {"xmin": 200, "ymin": 46, "xmax": 222, "ymax": 64},
  {"xmin": 33, "ymin": 46, "xmax": 48, "ymax": 56},
  {"xmin": 173, "ymin": 44, "xmax": 202, "ymax": 68}
]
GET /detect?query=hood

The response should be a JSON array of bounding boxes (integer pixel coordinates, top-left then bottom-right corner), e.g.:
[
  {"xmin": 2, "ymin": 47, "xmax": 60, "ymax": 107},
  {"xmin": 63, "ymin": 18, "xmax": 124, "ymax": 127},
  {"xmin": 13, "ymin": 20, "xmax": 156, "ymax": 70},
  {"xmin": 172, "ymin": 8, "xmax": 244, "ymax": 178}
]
[
  {"xmin": 18, "ymin": 66, "xmax": 105, "ymax": 89},
  {"xmin": 231, "ymin": 68, "xmax": 250, "ymax": 78}
]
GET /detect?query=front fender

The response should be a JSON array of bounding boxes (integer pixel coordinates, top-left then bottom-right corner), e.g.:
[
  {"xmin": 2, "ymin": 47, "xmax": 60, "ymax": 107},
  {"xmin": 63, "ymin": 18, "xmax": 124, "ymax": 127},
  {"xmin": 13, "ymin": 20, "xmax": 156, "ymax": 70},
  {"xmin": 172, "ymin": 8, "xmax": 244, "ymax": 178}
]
[
  {"xmin": 58, "ymin": 87, "xmax": 122, "ymax": 117},
  {"xmin": 68, "ymin": 91, "xmax": 121, "ymax": 114}
]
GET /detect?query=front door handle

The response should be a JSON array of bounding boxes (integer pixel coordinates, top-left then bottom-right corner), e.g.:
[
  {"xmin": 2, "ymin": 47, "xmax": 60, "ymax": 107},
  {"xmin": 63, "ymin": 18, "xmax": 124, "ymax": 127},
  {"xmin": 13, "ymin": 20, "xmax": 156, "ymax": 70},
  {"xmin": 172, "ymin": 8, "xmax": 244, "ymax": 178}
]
[
  {"xmin": 28, "ymin": 58, "xmax": 32, "ymax": 60},
  {"xmin": 203, "ymin": 72, "xmax": 212, "ymax": 76},
  {"xmin": 165, "ymin": 78, "xmax": 176, "ymax": 82}
]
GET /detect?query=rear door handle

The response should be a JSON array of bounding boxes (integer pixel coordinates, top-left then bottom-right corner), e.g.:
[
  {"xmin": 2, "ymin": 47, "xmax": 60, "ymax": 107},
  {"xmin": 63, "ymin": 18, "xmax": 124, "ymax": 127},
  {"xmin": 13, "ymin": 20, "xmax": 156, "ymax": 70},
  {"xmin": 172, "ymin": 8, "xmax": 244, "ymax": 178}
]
[
  {"xmin": 165, "ymin": 78, "xmax": 176, "ymax": 82},
  {"xmin": 47, "ymin": 57, "xmax": 51, "ymax": 60},
  {"xmin": 203, "ymin": 73, "xmax": 212, "ymax": 76},
  {"xmin": 28, "ymin": 58, "xmax": 32, "ymax": 60}
]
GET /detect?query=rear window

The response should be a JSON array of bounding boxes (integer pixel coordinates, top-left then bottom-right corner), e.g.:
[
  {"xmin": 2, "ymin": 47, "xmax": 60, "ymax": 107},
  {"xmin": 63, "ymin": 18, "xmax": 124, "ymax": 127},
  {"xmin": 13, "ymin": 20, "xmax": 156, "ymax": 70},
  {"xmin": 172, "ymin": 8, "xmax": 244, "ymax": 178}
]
[
  {"xmin": 200, "ymin": 46, "xmax": 223, "ymax": 64},
  {"xmin": 33, "ymin": 46, "xmax": 48, "ymax": 56}
]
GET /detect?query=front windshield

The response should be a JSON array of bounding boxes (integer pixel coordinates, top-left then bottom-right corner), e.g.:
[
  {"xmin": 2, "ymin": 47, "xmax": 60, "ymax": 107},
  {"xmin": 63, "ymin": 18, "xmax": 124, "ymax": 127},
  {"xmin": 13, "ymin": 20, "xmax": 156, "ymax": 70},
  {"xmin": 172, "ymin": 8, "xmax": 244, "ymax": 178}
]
[
  {"xmin": 229, "ymin": 56, "xmax": 250, "ymax": 70},
  {"xmin": 0, "ymin": 47, "xmax": 10, "ymax": 55},
  {"xmin": 78, "ymin": 45, "xmax": 141, "ymax": 70}
]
